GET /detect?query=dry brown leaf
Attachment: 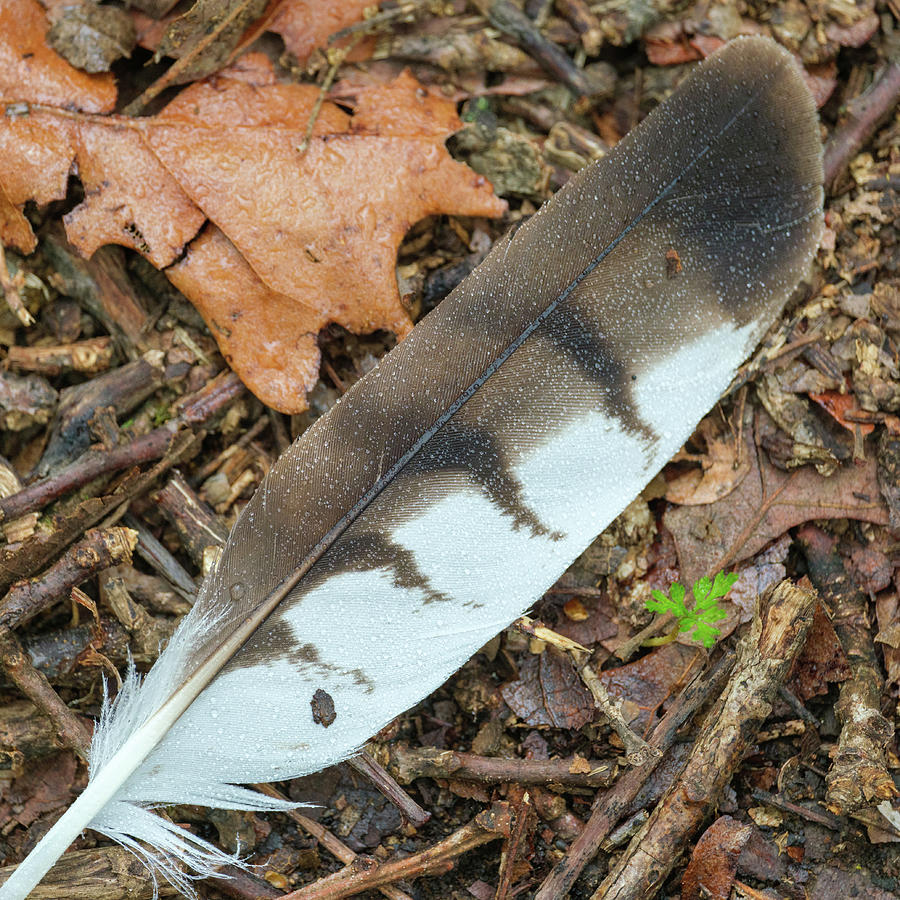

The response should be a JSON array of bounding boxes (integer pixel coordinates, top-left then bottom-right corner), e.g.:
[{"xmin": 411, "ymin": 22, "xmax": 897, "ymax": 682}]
[
  {"xmin": 0, "ymin": 11, "xmax": 504, "ymax": 411},
  {"xmin": 788, "ymin": 603, "xmax": 850, "ymax": 700},
  {"xmin": 666, "ymin": 410, "xmax": 889, "ymax": 587},
  {"xmin": 681, "ymin": 816, "xmax": 753, "ymax": 900},
  {"xmin": 664, "ymin": 416, "xmax": 752, "ymax": 506},
  {"xmin": 500, "ymin": 648, "xmax": 595, "ymax": 730}
]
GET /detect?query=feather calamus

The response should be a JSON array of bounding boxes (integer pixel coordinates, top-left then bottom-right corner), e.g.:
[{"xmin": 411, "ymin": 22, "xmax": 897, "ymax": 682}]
[{"xmin": 0, "ymin": 36, "xmax": 823, "ymax": 898}]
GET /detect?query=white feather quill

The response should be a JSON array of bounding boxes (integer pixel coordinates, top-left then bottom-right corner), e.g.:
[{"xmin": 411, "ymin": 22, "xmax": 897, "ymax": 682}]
[{"xmin": 0, "ymin": 35, "xmax": 823, "ymax": 899}]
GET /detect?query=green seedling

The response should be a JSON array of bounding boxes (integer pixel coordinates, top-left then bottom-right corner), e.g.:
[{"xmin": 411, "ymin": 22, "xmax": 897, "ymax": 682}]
[{"xmin": 644, "ymin": 571, "xmax": 738, "ymax": 648}]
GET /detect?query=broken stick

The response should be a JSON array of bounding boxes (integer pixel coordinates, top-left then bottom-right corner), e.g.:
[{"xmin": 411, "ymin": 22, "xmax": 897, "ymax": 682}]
[{"xmin": 592, "ymin": 578, "xmax": 817, "ymax": 900}]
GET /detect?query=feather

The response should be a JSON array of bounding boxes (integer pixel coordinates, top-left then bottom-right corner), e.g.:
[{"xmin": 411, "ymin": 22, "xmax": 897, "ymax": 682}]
[{"xmin": 0, "ymin": 35, "xmax": 823, "ymax": 899}]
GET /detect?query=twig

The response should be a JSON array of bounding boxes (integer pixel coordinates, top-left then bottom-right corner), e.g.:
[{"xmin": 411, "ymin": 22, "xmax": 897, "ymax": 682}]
[
  {"xmin": 0, "ymin": 847, "xmax": 179, "ymax": 898},
  {"xmin": 124, "ymin": 513, "xmax": 198, "ymax": 601},
  {"xmin": 748, "ymin": 788, "xmax": 843, "ymax": 831},
  {"xmin": 534, "ymin": 651, "xmax": 733, "ymax": 900},
  {"xmin": 348, "ymin": 750, "xmax": 431, "ymax": 827},
  {"xmin": 0, "ymin": 628, "xmax": 92, "ymax": 759},
  {"xmin": 592, "ymin": 579, "xmax": 818, "ymax": 900},
  {"xmin": 515, "ymin": 616, "xmax": 655, "ymax": 764},
  {"xmin": 6, "ymin": 338, "xmax": 115, "ymax": 377},
  {"xmin": 494, "ymin": 786, "xmax": 533, "ymax": 900},
  {"xmin": 384, "ymin": 744, "xmax": 616, "ymax": 789},
  {"xmin": 155, "ymin": 472, "xmax": 229, "ymax": 569},
  {"xmin": 0, "ymin": 527, "xmax": 137, "ymax": 630},
  {"xmin": 578, "ymin": 659, "xmax": 658, "ymax": 766},
  {"xmin": 470, "ymin": 0, "xmax": 594, "ymax": 96},
  {"xmin": 254, "ymin": 784, "xmax": 414, "ymax": 900},
  {"xmin": 284, "ymin": 802, "xmax": 513, "ymax": 900},
  {"xmin": 37, "ymin": 350, "xmax": 167, "ymax": 477},
  {"xmin": 824, "ymin": 61, "xmax": 900, "ymax": 195},
  {"xmin": 0, "ymin": 373, "xmax": 244, "ymax": 523},
  {"xmin": 297, "ymin": 37, "xmax": 361, "ymax": 155},
  {"xmin": 0, "ymin": 430, "xmax": 200, "ymax": 595}
]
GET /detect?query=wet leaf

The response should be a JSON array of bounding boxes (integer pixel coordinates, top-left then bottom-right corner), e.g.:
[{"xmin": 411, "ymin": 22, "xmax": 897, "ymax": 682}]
[
  {"xmin": 682, "ymin": 815, "xmax": 753, "ymax": 900},
  {"xmin": 0, "ymin": 13, "xmax": 504, "ymax": 412}
]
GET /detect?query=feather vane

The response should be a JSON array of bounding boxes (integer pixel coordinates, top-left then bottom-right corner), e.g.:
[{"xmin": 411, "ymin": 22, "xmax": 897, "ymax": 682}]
[{"xmin": 0, "ymin": 35, "xmax": 823, "ymax": 899}]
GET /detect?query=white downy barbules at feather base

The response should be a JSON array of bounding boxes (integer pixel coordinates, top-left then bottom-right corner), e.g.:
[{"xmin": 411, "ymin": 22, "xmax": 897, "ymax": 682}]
[{"xmin": 0, "ymin": 35, "xmax": 823, "ymax": 899}]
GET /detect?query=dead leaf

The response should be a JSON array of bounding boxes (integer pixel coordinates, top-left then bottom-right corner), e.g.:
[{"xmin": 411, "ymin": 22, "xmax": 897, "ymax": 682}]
[
  {"xmin": 500, "ymin": 648, "xmax": 595, "ymax": 730},
  {"xmin": 665, "ymin": 410, "xmax": 889, "ymax": 587},
  {"xmin": 875, "ymin": 584, "xmax": 900, "ymax": 689},
  {"xmin": 599, "ymin": 642, "xmax": 698, "ymax": 732},
  {"xmin": 788, "ymin": 604, "xmax": 851, "ymax": 700},
  {"xmin": 0, "ymin": 0, "xmax": 115, "ymax": 113},
  {"xmin": 810, "ymin": 389, "xmax": 875, "ymax": 435},
  {"xmin": 664, "ymin": 416, "xmax": 751, "ymax": 506},
  {"xmin": 46, "ymin": 1, "xmax": 137, "ymax": 74},
  {"xmin": 681, "ymin": 816, "xmax": 753, "ymax": 900},
  {"xmin": 0, "ymin": 14, "xmax": 504, "ymax": 411},
  {"xmin": 269, "ymin": 0, "xmax": 373, "ymax": 64}
]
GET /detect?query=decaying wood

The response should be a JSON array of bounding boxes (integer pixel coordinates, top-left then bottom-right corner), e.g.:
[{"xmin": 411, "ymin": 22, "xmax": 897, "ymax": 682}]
[
  {"xmin": 37, "ymin": 351, "xmax": 167, "ymax": 477},
  {"xmin": 0, "ymin": 847, "xmax": 178, "ymax": 898},
  {"xmin": 798, "ymin": 525, "xmax": 898, "ymax": 814},
  {"xmin": 0, "ymin": 371, "xmax": 244, "ymax": 524},
  {"xmin": 42, "ymin": 232, "xmax": 153, "ymax": 358},
  {"xmin": 0, "ymin": 430, "xmax": 199, "ymax": 594},
  {"xmin": 155, "ymin": 472, "xmax": 228, "ymax": 570},
  {"xmin": 534, "ymin": 650, "xmax": 734, "ymax": 900},
  {"xmin": 0, "ymin": 701, "xmax": 71, "ymax": 775},
  {"xmin": 591, "ymin": 579, "xmax": 818, "ymax": 900},
  {"xmin": 382, "ymin": 744, "xmax": 616, "ymax": 789},
  {"xmin": 6, "ymin": 337, "xmax": 115, "ymax": 377},
  {"xmin": 0, "ymin": 527, "xmax": 137, "ymax": 631},
  {"xmin": 283, "ymin": 801, "xmax": 513, "ymax": 900}
]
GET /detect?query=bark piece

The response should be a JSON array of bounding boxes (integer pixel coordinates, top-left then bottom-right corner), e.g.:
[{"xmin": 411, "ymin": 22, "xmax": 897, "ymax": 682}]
[
  {"xmin": 798, "ymin": 525, "xmax": 898, "ymax": 814},
  {"xmin": 0, "ymin": 847, "xmax": 178, "ymax": 898},
  {"xmin": 592, "ymin": 579, "xmax": 818, "ymax": 900}
]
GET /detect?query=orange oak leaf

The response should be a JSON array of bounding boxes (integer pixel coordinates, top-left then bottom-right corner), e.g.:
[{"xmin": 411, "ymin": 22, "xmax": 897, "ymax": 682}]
[
  {"xmin": 0, "ymin": 5, "xmax": 505, "ymax": 411},
  {"xmin": 268, "ymin": 0, "xmax": 373, "ymax": 64}
]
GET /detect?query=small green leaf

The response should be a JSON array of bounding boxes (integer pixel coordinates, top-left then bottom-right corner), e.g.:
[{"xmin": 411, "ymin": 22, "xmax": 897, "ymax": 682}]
[{"xmin": 643, "ymin": 570, "xmax": 738, "ymax": 649}]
